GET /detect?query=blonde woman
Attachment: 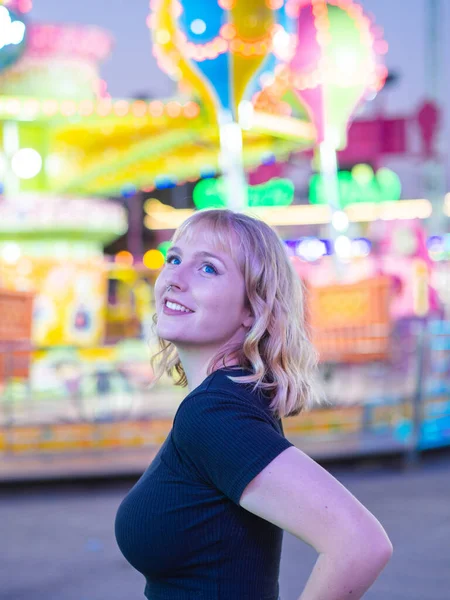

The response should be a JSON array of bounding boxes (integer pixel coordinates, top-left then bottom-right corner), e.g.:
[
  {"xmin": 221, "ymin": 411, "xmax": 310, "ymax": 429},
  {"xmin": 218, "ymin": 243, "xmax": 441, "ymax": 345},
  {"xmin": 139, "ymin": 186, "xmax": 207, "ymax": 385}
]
[{"xmin": 115, "ymin": 209, "xmax": 392, "ymax": 600}]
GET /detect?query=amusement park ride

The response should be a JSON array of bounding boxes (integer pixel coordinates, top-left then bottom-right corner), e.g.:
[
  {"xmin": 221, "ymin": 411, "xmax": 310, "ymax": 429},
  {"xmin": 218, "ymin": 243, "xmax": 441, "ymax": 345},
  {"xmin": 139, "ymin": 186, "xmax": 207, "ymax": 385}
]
[{"xmin": 0, "ymin": 0, "xmax": 449, "ymax": 470}]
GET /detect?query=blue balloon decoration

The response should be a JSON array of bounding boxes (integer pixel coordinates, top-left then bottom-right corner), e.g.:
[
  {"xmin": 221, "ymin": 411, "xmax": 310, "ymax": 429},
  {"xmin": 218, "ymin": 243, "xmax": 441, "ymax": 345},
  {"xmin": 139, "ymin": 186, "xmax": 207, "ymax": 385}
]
[{"xmin": 177, "ymin": 2, "xmax": 231, "ymax": 113}]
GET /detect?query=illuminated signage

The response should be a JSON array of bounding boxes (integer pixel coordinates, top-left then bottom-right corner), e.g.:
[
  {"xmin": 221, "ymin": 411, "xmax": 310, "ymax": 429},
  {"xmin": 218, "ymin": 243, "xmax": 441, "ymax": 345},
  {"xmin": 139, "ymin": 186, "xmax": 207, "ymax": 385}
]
[
  {"xmin": 309, "ymin": 164, "xmax": 402, "ymax": 208},
  {"xmin": 193, "ymin": 177, "xmax": 295, "ymax": 209}
]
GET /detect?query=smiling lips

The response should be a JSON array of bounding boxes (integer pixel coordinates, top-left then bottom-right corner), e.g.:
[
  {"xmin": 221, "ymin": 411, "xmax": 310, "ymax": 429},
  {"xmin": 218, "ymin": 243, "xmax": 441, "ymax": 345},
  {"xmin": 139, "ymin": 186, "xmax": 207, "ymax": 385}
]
[{"xmin": 163, "ymin": 298, "xmax": 194, "ymax": 316}]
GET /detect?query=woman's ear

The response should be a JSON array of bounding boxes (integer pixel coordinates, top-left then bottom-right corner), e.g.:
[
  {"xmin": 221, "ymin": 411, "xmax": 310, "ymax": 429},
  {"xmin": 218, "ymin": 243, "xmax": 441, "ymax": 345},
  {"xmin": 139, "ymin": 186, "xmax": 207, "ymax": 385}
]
[{"xmin": 242, "ymin": 310, "xmax": 254, "ymax": 329}]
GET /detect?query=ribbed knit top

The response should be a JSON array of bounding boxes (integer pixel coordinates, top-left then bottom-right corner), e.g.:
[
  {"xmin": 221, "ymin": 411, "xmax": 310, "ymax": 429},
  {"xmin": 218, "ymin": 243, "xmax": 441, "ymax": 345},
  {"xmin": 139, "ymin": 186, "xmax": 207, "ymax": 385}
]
[{"xmin": 115, "ymin": 367, "xmax": 294, "ymax": 599}]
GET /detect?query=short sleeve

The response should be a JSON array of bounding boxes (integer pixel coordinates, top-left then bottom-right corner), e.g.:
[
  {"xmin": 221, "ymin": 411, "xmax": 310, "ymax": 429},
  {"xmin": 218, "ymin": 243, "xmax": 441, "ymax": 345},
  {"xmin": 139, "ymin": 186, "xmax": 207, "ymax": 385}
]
[{"xmin": 173, "ymin": 392, "xmax": 294, "ymax": 504}]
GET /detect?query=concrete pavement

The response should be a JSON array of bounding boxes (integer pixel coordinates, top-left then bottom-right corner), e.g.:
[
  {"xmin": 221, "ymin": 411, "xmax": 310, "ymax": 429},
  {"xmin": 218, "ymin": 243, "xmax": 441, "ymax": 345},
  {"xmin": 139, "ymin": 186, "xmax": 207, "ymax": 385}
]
[{"xmin": 1, "ymin": 449, "xmax": 449, "ymax": 600}]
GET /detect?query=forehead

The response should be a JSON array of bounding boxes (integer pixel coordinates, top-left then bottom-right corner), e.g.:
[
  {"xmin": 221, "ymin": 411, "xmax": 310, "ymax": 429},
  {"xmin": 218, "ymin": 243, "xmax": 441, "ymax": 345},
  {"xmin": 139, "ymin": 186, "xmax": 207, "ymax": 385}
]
[{"xmin": 172, "ymin": 220, "xmax": 242, "ymax": 265}]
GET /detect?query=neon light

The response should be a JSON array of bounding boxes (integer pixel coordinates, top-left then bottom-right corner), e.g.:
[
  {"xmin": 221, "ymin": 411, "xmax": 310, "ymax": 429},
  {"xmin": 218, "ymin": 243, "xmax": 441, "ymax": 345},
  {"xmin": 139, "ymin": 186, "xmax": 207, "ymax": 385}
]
[
  {"xmin": 23, "ymin": 99, "xmax": 40, "ymax": 115},
  {"xmin": 0, "ymin": 94, "xmax": 201, "ymax": 122},
  {"xmin": 113, "ymin": 100, "xmax": 130, "ymax": 117},
  {"xmin": 5, "ymin": 98, "xmax": 20, "ymax": 114},
  {"xmin": 309, "ymin": 165, "xmax": 402, "ymax": 207},
  {"xmin": 131, "ymin": 101, "xmax": 148, "ymax": 117},
  {"xmin": 193, "ymin": 177, "xmax": 295, "ymax": 209},
  {"xmin": 155, "ymin": 28, "xmax": 171, "ymax": 44},
  {"xmin": 78, "ymin": 100, "xmax": 94, "ymax": 116},
  {"xmin": 165, "ymin": 101, "xmax": 181, "ymax": 117},
  {"xmin": 60, "ymin": 100, "xmax": 77, "ymax": 117},
  {"xmin": 182, "ymin": 101, "xmax": 200, "ymax": 118},
  {"xmin": 144, "ymin": 199, "xmax": 432, "ymax": 232},
  {"xmin": 149, "ymin": 100, "xmax": 164, "ymax": 116},
  {"xmin": 153, "ymin": 21, "xmax": 287, "ymax": 63},
  {"xmin": 218, "ymin": 0, "xmax": 235, "ymax": 8},
  {"xmin": 260, "ymin": 0, "xmax": 387, "ymax": 142},
  {"xmin": 96, "ymin": 99, "xmax": 112, "ymax": 117},
  {"xmin": 42, "ymin": 100, "xmax": 59, "ymax": 116},
  {"xmin": 220, "ymin": 23, "xmax": 236, "ymax": 40}
]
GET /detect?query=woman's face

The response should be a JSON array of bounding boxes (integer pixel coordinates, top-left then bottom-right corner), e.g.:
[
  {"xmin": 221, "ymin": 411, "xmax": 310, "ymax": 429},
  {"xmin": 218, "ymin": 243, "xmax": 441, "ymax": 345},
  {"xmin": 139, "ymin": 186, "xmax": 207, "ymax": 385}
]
[{"xmin": 154, "ymin": 228, "xmax": 253, "ymax": 353}]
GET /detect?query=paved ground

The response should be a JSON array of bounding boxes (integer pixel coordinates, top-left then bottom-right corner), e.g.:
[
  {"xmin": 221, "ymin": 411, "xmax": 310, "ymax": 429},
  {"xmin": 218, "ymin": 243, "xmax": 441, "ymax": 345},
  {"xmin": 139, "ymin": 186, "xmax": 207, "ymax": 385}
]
[{"xmin": 1, "ymin": 449, "xmax": 449, "ymax": 600}]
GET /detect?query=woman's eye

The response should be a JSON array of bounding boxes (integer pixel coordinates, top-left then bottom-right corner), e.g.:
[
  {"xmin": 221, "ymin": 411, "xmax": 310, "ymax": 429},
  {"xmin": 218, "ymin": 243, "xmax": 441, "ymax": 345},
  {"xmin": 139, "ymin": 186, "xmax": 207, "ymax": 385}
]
[
  {"xmin": 202, "ymin": 263, "xmax": 218, "ymax": 275},
  {"xmin": 166, "ymin": 254, "xmax": 180, "ymax": 265}
]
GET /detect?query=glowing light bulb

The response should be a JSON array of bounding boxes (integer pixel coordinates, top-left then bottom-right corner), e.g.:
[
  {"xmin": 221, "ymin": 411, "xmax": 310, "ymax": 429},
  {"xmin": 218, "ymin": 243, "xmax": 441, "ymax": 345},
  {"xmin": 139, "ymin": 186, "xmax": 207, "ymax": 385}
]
[
  {"xmin": 331, "ymin": 210, "xmax": 349, "ymax": 232},
  {"xmin": 190, "ymin": 19, "xmax": 206, "ymax": 35},
  {"xmin": 115, "ymin": 251, "xmax": 134, "ymax": 266},
  {"xmin": 1, "ymin": 242, "xmax": 21, "ymax": 264},
  {"xmin": 155, "ymin": 29, "xmax": 171, "ymax": 44},
  {"xmin": 11, "ymin": 148, "xmax": 42, "ymax": 179},
  {"xmin": 296, "ymin": 238, "xmax": 327, "ymax": 262},
  {"xmin": 334, "ymin": 235, "xmax": 352, "ymax": 259},
  {"xmin": 272, "ymin": 28, "xmax": 292, "ymax": 61},
  {"xmin": 143, "ymin": 249, "xmax": 165, "ymax": 270},
  {"xmin": 351, "ymin": 238, "xmax": 371, "ymax": 257}
]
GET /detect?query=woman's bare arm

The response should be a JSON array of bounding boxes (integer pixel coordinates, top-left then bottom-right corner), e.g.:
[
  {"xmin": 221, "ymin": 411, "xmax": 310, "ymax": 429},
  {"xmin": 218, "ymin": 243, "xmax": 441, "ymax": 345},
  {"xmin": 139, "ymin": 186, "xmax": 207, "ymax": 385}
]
[{"xmin": 239, "ymin": 446, "xmax": 393, "ymax": 599}]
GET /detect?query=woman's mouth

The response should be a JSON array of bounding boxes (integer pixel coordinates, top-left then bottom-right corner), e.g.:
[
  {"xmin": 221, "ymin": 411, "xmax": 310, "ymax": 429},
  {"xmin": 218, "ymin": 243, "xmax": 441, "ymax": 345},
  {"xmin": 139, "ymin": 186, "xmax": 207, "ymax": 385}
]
[{"xmin": 163, "ymin": 299, "xmax": 194, "ymax": 316}]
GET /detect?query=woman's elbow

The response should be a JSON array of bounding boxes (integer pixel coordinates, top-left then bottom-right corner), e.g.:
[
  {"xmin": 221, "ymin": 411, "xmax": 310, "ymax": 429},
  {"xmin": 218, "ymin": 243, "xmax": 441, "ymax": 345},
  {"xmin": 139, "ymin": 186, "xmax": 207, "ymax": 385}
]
[
  {"xmin": 359, "ymin": 528, "xmax": 393, "ymax": 573},
  {"xmin": 374, "ymin": 534, "xmax": 393, "ymax": 568}
]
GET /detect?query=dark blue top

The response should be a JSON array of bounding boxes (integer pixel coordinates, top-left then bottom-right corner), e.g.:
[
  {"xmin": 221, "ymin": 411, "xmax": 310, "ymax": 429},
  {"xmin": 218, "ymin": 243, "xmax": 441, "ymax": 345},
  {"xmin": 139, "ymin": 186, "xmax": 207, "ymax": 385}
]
[{"xmin": 115, "ymin": 367, "xmax": 294, "ymax": 599}]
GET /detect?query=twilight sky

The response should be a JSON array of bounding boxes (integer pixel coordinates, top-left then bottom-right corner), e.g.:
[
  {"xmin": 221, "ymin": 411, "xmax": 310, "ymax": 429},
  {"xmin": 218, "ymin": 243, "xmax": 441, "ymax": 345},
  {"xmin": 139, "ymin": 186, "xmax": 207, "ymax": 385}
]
[{"xmin": 30, "ymin": 0, "xmax": 450, "ymax": 120}]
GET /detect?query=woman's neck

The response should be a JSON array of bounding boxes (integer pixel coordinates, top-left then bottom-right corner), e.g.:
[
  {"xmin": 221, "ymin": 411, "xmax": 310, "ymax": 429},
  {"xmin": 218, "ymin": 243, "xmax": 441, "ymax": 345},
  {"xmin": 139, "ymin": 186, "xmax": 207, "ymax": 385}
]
[{"xmin": 177, "ymin": 347, "xmax": 240, "ymax": 393}]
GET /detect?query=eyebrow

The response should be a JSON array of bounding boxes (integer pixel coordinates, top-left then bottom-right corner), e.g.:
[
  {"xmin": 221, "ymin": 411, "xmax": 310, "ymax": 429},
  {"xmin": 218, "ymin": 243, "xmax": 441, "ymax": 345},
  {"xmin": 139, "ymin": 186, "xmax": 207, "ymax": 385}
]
[{"xmin": 168, "ymin": 246, "xmax": 227, "ymax": 268}]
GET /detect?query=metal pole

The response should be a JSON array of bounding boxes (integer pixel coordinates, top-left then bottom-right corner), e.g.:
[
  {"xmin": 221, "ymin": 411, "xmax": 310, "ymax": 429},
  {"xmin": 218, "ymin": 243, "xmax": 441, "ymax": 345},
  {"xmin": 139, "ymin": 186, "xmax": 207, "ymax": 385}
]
[
  {"xmin": 218, "ymin": 110, "xmax": 248, "ymax": 212},
  {"xmin": 405, "ymin": 318, "xmax": 426, "ymax": 468},
  {"xmin": 318, "ymin": 138, "xmax": 345, "ymax": 280}
]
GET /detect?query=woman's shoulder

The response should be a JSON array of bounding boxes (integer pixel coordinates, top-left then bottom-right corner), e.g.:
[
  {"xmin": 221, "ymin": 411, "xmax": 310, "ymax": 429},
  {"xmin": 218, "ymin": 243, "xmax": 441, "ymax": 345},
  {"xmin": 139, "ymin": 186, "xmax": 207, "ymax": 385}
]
[
  {"xmin": 198, "ymin": 367, "xmax": 263, "ymax": 404},
  {"xmin": 176, "ymin": 367, "xmax": 277, "ymax": 424}
]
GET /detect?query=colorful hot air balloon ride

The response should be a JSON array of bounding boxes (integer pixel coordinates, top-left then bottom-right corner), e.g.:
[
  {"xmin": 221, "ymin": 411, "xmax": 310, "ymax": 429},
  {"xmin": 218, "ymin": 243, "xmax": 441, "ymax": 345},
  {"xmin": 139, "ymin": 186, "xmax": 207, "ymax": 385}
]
[
  {"xmin": 285, "ymin": 0, "xmax": 387, "ymax": 150},
  {"xmin": 255, "ymin": 0, "xmax": 387, "ymax": 275},
  {"xmin": 259, "ymin": 0, "xmax": 386, "ymax": 188},
  {"xmin": 148, "ymin": 0, "xmax": 295, "ymax": 210}
]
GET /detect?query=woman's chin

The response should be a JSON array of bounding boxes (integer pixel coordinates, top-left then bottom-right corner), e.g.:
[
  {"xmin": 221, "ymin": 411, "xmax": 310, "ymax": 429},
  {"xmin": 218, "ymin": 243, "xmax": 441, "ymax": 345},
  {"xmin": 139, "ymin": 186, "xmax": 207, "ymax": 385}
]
[
  {"xmin": 156, "ymin": 328, "xmax": 173, "ymax": 342},
  {"xmin": 156, "ymin": 326, "xmax": 183, "ymax": 345}
]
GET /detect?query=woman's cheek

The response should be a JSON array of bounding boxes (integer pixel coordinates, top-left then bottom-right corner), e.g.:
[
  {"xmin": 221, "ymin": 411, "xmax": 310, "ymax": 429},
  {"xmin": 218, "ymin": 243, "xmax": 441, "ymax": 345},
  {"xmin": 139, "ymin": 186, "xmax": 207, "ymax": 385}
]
[{"xmin": 206, "ymin": 294, "xmax": 225, "ymax": 312}]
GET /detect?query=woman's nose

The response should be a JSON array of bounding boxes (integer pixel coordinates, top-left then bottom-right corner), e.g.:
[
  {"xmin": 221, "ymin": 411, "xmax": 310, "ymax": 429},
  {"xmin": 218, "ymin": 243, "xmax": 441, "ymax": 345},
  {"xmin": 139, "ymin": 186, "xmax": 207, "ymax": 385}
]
[
  {"xmin": 165, "ymin": 281, "xmax": 183, "ymax": 292},
  {"xmin": 165, "ymin": 270, "xmax": 188, "ymax": 292}
]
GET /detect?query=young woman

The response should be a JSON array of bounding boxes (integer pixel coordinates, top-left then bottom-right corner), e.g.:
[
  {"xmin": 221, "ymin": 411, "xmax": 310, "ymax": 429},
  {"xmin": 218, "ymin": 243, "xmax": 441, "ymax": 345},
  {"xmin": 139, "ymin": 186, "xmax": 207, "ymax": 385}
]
[{"xmin": 115, "ymin": 209, "xmax": 392, "ymax": 600}]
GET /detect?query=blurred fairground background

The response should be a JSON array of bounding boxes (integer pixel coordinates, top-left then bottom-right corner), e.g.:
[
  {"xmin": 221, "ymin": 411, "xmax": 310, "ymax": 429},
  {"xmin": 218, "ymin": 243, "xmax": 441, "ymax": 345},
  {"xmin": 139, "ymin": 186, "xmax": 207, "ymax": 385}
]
[{"xmin": 0, "ymin": 0, "xmax": 450, "ymax": 484}]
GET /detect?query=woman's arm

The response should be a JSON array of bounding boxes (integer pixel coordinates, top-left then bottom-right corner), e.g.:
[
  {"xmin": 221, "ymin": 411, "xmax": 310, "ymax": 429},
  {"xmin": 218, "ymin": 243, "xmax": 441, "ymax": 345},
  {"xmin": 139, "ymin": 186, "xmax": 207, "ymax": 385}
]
[{"xmin": 239, "ymin": 446, "xmax": 392, "ymax": 599}]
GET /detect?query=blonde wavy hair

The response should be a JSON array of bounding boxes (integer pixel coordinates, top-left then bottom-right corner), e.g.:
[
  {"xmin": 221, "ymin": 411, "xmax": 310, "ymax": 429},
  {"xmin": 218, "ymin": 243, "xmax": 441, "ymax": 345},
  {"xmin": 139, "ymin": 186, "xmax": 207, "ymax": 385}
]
[{"xmin": 151, "ymin": 209, "xmax": 323, "ymax": 419}]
